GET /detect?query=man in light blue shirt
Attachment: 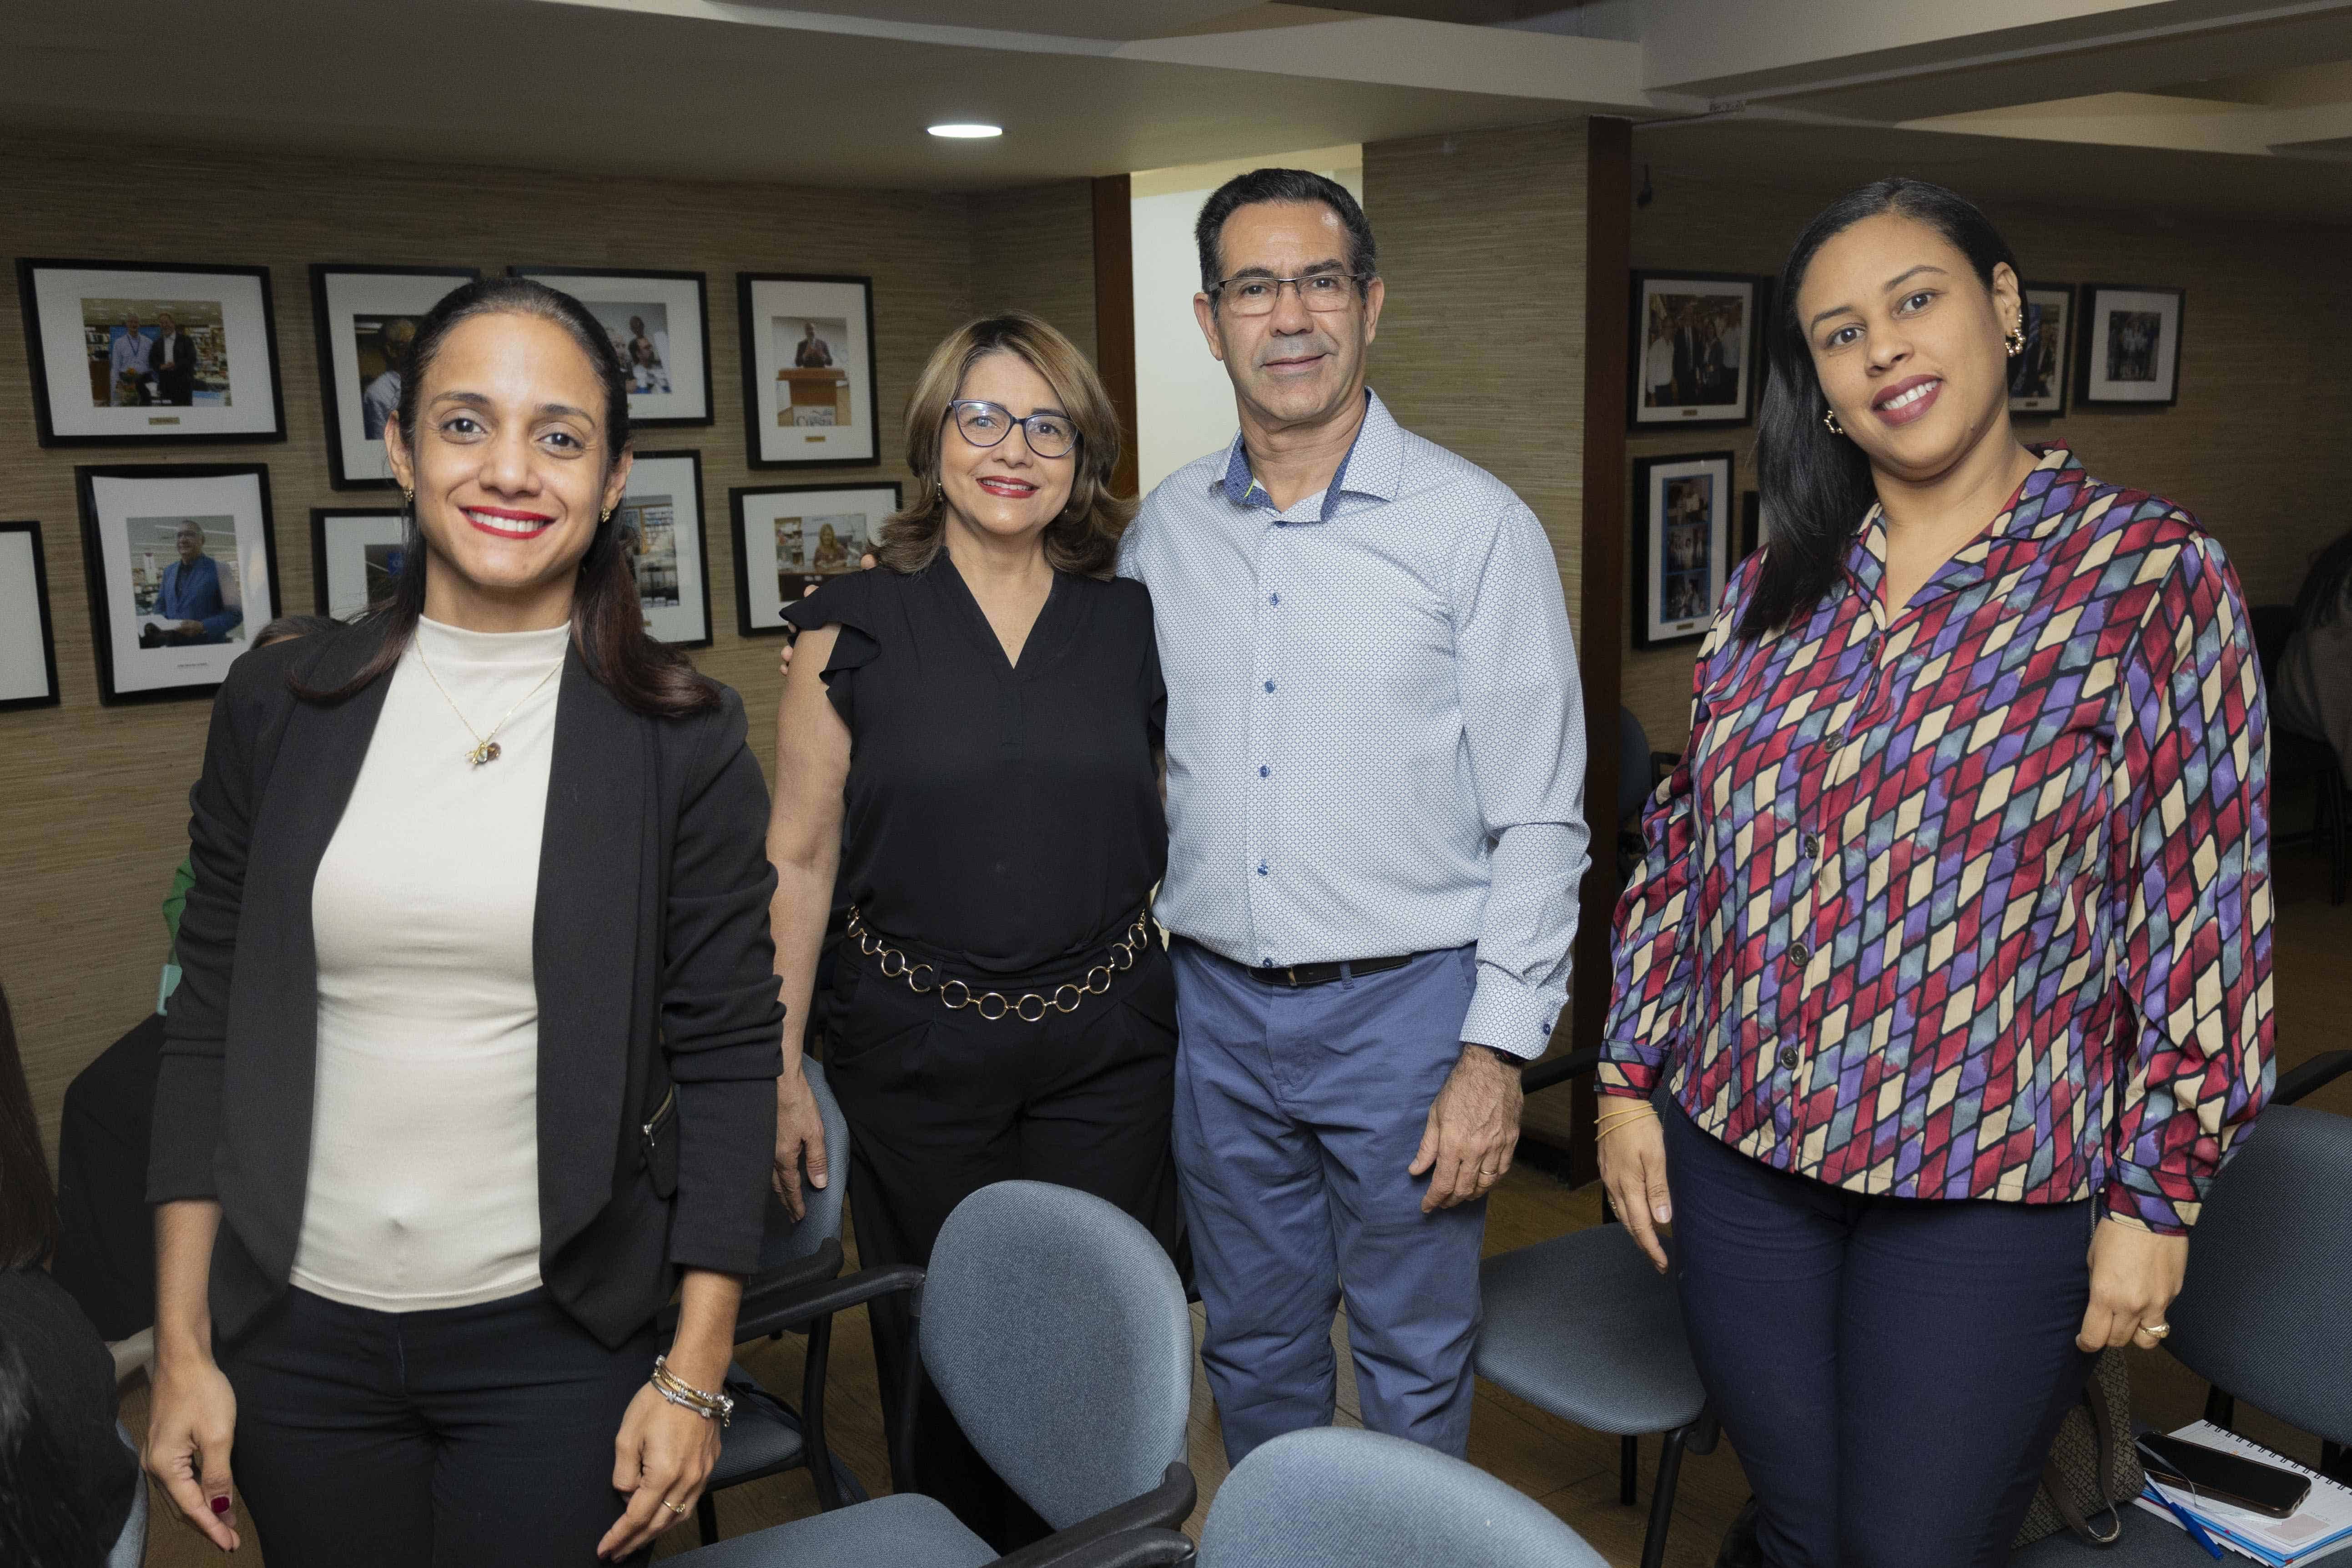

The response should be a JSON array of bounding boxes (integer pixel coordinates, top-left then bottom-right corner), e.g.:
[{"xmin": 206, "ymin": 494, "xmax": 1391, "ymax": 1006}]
[
  {"xmin": 1120, "ymin": 169, "xmax": 1588, "ymax": 1462},
  {"xmin": 109, "ymin": 313, "xmax": 155, "ymax": 406}
]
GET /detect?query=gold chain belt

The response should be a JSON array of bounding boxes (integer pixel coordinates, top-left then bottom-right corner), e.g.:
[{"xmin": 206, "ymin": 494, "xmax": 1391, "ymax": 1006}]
[{"xmin": 846, "ymin": 907, "xmax": 1153, "ymax": 1022}]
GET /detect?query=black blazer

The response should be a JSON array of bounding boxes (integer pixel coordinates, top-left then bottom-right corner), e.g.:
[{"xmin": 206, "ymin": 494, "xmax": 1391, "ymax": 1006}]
[{"xmin": 148, "ymin": 621, "xmax": 783, "ymax": 1349}]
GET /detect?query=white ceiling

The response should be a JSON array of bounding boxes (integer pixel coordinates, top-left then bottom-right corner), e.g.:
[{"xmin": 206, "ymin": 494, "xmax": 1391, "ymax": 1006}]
[{"xmin": 1, "ymin": 0, "xmax": 2348, "ymax": 223}]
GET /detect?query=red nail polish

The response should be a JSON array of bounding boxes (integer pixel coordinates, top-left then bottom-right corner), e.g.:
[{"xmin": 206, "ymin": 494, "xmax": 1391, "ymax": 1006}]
[{"xmin": 211, "ymin": 1496, "xmax": 231, "ymax": 1516}]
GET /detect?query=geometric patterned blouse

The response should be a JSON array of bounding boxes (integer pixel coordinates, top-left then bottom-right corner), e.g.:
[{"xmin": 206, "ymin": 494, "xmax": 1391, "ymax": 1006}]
[{"xmin": 1600, "ymin": 448, "xmax": 2273, "ymax": 1235}]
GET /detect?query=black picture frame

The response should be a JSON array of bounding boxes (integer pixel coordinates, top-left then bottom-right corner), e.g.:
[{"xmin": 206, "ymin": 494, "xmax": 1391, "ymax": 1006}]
[
  {"xmin": 17, "ymin": 258, "xmax": 287, "ymax": 448},
  {"xmin": 311, "ymin": 264, "xmax": 482, "ymax": 488},
  {"xmin": 0, "ymin": 521, "xmax": 63, "ymax": 712},
  {"xmin": 77, "ymin": 463, "xmax": 280, "ymax": 705},
  {"xmin": 1631, "ymin": 451, "xmax": 1735, "ymax": 650},
  {"xmin": 309, "ymin": 505, "xmax": 409, "ymax": 619},
  {"xmin": 730, "ymin": 481, "xmax": 902, "ymax": 636},
  {"xmin": 1628, "ymin": 270, "xmax": 1769, "ymax": 431},
  {"xmin": 620, "ymin": 450, "xmax": 714, "ymax": 648},
  {"xmin": 2008, "ymin": 281, "xmax": 2074, "ymax": 417},
  {"xmin": 737, "ymin": 273, "xmax": 880, "ymax": 468},
  {"xmin": 509, "ymin": 267, "xmax": 714, "ymax": 428},
  {"xmin": 2076, "ymin": 283, "xmax": 2186, "ymax": 408}
]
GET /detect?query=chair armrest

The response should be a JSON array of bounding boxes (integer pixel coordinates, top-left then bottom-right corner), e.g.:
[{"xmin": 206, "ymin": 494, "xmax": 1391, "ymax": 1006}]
[
  {"xmin": 1003, "ymin": 1529, "xmax": 1194, "ymax": 1568},
  {"xmin": 987, "ymin": 1464, "xmax": 1197, "ymax": 1568},
  {"xmin": 735, "ymin": 1262, "xmax": 924, "ymax": 1342},
  {"xmin": 2276, "ymin": 1050, "xmax": 2352, "ymax": 1107},
  {"xmin": 1521, "ymin": 1045, "xmax": 1602, "ymax": 1098},
  {"xmin": 653, "ymin": 1236, "xmax": 847, "ymax": 1340}
]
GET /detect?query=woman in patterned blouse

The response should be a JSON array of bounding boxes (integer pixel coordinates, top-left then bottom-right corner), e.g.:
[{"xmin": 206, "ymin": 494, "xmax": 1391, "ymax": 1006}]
[{"xmin": 1597, "ymin": 180, "xmax": 2272, "ymax": 1566}]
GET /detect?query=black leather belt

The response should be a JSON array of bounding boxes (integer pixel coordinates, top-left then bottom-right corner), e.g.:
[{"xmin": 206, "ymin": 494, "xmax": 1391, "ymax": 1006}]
[{"xmin": 1246, "ymin": 953, "xmax": 1415, "ymax": 988}]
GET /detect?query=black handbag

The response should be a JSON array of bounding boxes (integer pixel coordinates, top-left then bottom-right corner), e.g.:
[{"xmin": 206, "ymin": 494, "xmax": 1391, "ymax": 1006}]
[{"xmin": 2012, "ymin": 1349, "xmax": 2144, "ymax": 1549}]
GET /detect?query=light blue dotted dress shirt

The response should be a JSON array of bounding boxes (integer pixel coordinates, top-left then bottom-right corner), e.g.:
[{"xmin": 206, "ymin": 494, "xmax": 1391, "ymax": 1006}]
[{"xmin": 1118, "ymin": 390, "xmax": 1590, "ymax": 1058}]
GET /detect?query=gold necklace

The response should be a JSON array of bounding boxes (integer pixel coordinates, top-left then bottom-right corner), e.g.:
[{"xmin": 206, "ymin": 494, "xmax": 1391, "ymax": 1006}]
[{"xmin": 413, "ymin": 636, "xmax": 564, "ymax": 768}]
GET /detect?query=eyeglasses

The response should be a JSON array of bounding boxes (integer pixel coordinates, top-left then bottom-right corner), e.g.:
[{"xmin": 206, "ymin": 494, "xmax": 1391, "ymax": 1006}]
[
  {"xmin": 947, "ymin": 399, "xmax": 1077, "ymax": 459},
  {"xmin": 1210, "ymin": 272, "xmax": 1370, "ymax": 317}
]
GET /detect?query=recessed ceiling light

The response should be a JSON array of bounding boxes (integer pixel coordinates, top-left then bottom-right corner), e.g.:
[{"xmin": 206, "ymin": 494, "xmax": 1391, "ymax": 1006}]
[{"xmin": 928, "ymin": 122, "xmax": 1002, "ymax": 140}]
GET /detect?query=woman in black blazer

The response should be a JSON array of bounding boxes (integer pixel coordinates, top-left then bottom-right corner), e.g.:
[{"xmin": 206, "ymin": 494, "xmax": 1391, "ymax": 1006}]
[{"xmin": 143, "ymin": 277, "xmax": 782, "ymax": 1566}]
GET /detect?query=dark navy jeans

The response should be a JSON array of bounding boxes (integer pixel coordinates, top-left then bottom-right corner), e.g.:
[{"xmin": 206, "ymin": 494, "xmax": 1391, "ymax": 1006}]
[
  {"xmin": 1171, "ymin": 940, "xmax": 1487, "ymax": 1464},
  {"xmin": 1660, "ymin": 1099, "xmax": 2097, "ymax": 1568}
]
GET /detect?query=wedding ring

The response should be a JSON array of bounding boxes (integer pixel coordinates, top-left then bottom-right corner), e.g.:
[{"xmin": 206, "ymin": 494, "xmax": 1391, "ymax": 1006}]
[
  {"xmin": 662, "ymin": 1499, "xmax": 688, "ymax": 1515},
  {"xmin": 2138, "ymin": 1322, "xmax": 2171, "ymax": 1339}
]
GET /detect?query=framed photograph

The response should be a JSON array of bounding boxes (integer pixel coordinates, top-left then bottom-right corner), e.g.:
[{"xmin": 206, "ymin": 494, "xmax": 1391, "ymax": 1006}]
[
  {"xmin": 311, "ymin": 265, "xmax": 480, "ymax": 488},
  {"xmin": 618, "ymin": 451, "xmax": 712, "ymax": 647},
  {"xmin": 511, "ymin": 267, "xmax": 712, "ymax": 427},
  {"xmin": 1629, "ymin": 271, "xmax": 1766, "ymax": 429},
  {"xmin": 310, "ymin": 507, "xmax": 410, "ymax": 620},
  {"xmin": 731, "ymin": 482, "xmax": 901, "ymax": 636},
  {"xmin": 77, "ymin": 464, "xmax": 279, "ymax": 703},
  {"xmin": 2078, "ymin": 284, "xmax": 2185, "ymax": 407},
  {"xmin": 0, "ymin": 523, "xmax": 62, "ymax": 712},
  {"xmin": 16, "ymin": 259, "xmax": 284, "ymax": 446},
  {"xmin": 1632, "ymin": 452, "xmax": 1734, "ymax": 650},
  {"xmin": 738, "ymin": 274, "xmax": 878, "ymax": 467},
  {"xmin": 2008, "ymin": 282, "xmax": 2073, "ymax": 416}
]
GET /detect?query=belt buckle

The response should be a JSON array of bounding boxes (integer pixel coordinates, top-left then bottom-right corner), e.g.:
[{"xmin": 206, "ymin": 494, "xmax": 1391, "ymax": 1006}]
[{"xmin": 1284, "ymin": 965, "xmax": 1299, "ymax": 987}]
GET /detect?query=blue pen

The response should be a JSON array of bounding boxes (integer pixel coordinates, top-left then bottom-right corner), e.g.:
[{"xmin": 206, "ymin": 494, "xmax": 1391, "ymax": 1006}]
[{"xmin": 2145, "ymin": 1482, "xmax": 2228, "ymax": 1560}]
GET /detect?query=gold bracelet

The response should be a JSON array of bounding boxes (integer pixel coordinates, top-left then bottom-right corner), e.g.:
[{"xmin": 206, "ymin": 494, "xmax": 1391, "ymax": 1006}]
[
  {"xmin": 1596, "ymin": 1108, "xmax": 1661, "ymax": 1143},
  {"xmin": 1595, "ymin": 1103, "xmax": 1657, "ymax": 1128},
  {"xmin": 650, "ymin": 1356, "xmax": 735, "ymax": 1427}
]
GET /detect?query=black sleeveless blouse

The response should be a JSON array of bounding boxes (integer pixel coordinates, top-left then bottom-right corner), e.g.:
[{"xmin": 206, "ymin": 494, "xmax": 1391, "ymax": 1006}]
[{"xmin": 783, "ymin": 557, "xmax": 1166, "ymax": 977}]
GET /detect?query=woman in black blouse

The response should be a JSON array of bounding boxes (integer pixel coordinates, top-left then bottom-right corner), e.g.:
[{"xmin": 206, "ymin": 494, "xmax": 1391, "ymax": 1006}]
[{"xmin": 768, "ymin": 312, "xmax": 1175, "ymax": 1547}]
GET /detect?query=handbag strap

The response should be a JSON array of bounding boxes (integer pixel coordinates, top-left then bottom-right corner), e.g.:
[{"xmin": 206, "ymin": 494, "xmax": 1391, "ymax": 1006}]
[{"xmin": 2045, "ymin": 1373, "xmax": 2128, "ymax": 1547}]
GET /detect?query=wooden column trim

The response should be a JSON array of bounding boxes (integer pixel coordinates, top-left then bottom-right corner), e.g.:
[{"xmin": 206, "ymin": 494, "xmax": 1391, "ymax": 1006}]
[
  {"xmin": 1569, "ymin": 117, "xmax": 1633, "ymax": 1187},
  {"xmin": 1091, "ymin": 174, "xmax": 1140, "ymax": 500}
]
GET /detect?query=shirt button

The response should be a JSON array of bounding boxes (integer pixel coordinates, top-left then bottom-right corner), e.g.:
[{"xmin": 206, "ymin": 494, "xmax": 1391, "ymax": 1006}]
[
  {"xmin": 1778, "ymin": 1046, "xmax": 1800, "ymax": 1070},
  {"xmin": 1803, "ymin": 835, "xmax": 1821, "ymax": 857},
  {"xmin": 1789, "ymin": 942, "xmax": 1811, "ymax": 966},
  {"xmin": 1256, "ymin": 863, "xmax": 1268, "ymax": 876},
  {"xmin": 1269, "ymin": 593, "xmax": 1279, "ymax": 605},
  {"xmin": 1263, "ymin": 680, "xmax": 1275, "ymax": 693},
  {"xmin": 1259, "ymin": 765, "xmax": 1269, "ymax": 778}
]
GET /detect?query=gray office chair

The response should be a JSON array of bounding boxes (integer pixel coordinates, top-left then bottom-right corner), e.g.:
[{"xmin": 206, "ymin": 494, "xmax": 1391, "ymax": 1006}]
[
  {"xmin": 2013, "ymin": 1098, "xmax": 2352, "ymax": 1564},
  {"xmin": 1084, "ymin": 1428, "xmax": 1607, "ymax": 1568},
  {"xmin": 1473, "ymin": 1051, "xmax": 1715, "ymax": 1568},
  {"xmin": 670, "ymin": 1179, "xmax": 1197, "ymax": 1568},
  {"xmin": 667, "ymin": 1059, "xmax": 868, "ymax": 1544},
  {"xmin": 106, "ymin": 1424, "xmax": 146, "ymax": 1568}
]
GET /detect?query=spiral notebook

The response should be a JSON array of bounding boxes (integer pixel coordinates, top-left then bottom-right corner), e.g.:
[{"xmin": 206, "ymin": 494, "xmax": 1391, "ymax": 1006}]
[{"xmin": 2131, "ymin": 1422, "xmax": 2352, "ymax": 1567}]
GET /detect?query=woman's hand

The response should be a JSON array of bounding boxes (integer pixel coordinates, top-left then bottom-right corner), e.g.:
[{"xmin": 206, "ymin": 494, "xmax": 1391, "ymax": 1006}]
[
  {"xmin": 1597, "ymin": 1104, "xmax": 1673, "ymax": 1273},
  {"xmin": 597, "ymin": 1384, "xmax": 723, "ymax": 1559},
  {"xmin": 773, "ymin": 1066, "xmax": 830, "ymax": 1220},
  {"xmin": 2077, "ymin": 1218, "xmax": 2189, "ymax": 1352},
  {"xmin": 146, "ymin": 1348, "xmax": 242, "ymax": 1552}
]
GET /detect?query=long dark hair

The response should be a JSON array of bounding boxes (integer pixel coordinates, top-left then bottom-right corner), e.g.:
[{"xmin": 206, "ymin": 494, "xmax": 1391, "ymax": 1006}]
[
  {"xmin": 0, "ymin": 983, "xmax": 58, "ymax": 1271},
  {"xmin": 2293, "ymin": 528, "xmax": 2352, "ymax": 632},
  {"xmin": 300, "ymin": 276, "xmax": 716, "ymax": 717},
  {"xmin": 1743, "ymin": 178, "xmax": 2022, "ymax": 640}
]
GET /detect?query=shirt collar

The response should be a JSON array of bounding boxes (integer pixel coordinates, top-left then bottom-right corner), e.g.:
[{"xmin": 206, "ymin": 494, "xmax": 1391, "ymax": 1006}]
[
  {"xmin": 1846, "ymin": 445, "xmax": 2082, "ymax": 620},
  {"xmin": 1212, "ymin": 388, "xmax": 1403, "ymax": 523}
]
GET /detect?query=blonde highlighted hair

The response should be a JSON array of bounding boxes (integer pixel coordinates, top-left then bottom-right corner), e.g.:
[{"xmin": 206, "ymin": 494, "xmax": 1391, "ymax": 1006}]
[{"xmin": 876, "ymin": 312, "xmax": 1134, "ymax": 578}]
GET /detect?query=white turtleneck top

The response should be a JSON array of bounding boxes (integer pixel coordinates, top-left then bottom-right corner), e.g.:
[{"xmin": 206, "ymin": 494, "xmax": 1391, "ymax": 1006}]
[{"xmin": 292, "ymin": 616, "xmax": 569, "ymax": 1312}]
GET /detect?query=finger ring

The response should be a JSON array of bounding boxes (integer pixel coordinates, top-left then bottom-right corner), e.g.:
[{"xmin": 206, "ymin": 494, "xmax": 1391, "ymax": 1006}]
[
  {"xmin": 662, "ymin": 1499, "xmax": 688, "ymax": 1514},
  {"xmin": 2138, "ymin": 1322, "xmax": 2171, "ymax": 1339}
]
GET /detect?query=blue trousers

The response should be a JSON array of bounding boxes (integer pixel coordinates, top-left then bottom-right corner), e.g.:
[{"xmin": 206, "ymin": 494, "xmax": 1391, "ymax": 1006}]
[
  {"xmin": 1170, "ymin": 940, "xmax": 1486, "ymax": 1464},
  {"xmin": 1660, "ymin": 1099, "xmax": 2096, "ymax": 1568}
]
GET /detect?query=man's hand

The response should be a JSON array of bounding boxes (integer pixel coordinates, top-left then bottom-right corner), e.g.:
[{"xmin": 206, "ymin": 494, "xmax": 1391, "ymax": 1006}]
[
  {"xmin": 2078, "ymin": 1218, "xmax": 2189, "ymax": 1352},
  {"xmin": 1408, "ymin": 1044, "xmax": 1524, "ymax": 1212}
]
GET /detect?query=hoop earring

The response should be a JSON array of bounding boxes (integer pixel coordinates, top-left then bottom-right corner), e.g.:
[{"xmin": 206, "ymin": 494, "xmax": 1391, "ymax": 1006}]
[
  {"xmin": 1822, "ymin": 407, "xmax": 1845, "ymax": 438},
  {"xmin": 2004, "ymin": 323, "xmax": 2027, "ymax": 358}
]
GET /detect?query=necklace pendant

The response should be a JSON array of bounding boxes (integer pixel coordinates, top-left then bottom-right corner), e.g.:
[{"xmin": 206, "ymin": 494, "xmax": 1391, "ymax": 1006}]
[{"xmin": 468, "ymin": 739, "xmax": 502, "ymax": 767}]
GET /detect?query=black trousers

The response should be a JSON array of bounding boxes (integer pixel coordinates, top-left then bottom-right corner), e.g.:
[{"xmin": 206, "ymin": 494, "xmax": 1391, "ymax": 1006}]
[
  {"xmin": 220, "ymin": 1286, "xmax": 655, "ymax": 1568},
  {"xmin": 825, "ymin": 936, "xmax": 1184, "ymax": 1549},
  {"xmin": 1660, "ymin": 1099, "xmax": 2096, "ymax": 1568}
]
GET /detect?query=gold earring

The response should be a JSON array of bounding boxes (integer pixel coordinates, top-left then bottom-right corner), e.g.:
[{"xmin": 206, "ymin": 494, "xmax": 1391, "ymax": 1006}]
[
  {"xmin": 1823, "ymin": 407, "xmax": 1845, "ymax": 437},
  {"xmin": 599, "ymin": 506, "xmax": 612, "ymax": 524},
  {"xmin": 402, "ymin": 488, "xmax": 414, "ymax": 505},
  {"xmin": 2004, "ymin": 323, "xmax": 2027, "ymax": 358}
]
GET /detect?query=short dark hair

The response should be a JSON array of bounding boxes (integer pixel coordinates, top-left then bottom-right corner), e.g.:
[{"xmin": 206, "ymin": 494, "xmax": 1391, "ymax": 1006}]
[{"xmin": 1195, "ymin": 168, "xmax": 1377, "ymax": 299}]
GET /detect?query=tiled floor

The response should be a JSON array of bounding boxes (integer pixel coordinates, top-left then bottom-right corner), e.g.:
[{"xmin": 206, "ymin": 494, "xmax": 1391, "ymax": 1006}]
[{"xmin": 126, "ymin": 847, "xmax": 2349, "ymax": 1565}]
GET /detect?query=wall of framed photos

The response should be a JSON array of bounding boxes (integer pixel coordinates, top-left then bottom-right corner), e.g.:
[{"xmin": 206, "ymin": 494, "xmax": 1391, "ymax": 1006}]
[
  {"xmin": 1620, "ymin": 166, "xmax": 2352, "ymax": 752},
  {"xmin": 0, "ymin": 129, "xmax": 1097, "ymax": 1146}
]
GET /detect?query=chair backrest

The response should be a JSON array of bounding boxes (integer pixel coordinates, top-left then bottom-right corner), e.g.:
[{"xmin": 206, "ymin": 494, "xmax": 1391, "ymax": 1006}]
[
  {"xmin": 1199, "ymin": 1428, "xmax": 1607, "ymax": 1568},
  {"xmin": 920, "ymin": 1180, "xmax": 1191, "ymax": 1530},
  {"xmin": 756, "ymin": 1058, "xmax": 851, "ymax": 1271},
  {"xmin": 1617, "ymin": 706, "xmax": 1652, "ymax": 827},
  {"xmin": 2168, "ymin": 1104, "xmax": 2352, "ymax": 1447}
]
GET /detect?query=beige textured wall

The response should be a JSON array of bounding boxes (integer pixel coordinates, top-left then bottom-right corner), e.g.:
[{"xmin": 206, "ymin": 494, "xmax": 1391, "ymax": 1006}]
[
  {"xmin": 1363, "ymin": 121, "xmax": 1591, "ymax": 638},
  {"xmin": 0, "ymin": 134, "xmax": 1096, "ymax": 1147},
  {"xmin": 971, "ymin": 181, "xmax": 1098, "ymax": 361},
  {"xmin": 1622, "ymin": 167, "xmax": 2352, "ymax": 752}
]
